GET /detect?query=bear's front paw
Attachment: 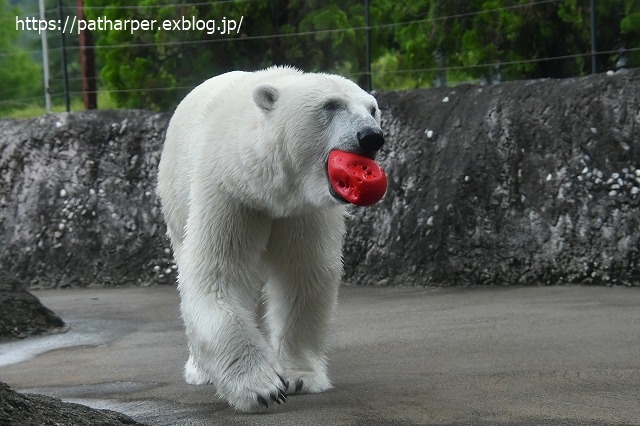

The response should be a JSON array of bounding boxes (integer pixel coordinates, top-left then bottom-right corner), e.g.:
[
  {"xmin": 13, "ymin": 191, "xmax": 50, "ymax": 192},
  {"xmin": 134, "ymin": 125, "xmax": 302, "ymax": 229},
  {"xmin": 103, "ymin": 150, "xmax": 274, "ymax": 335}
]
[
  {"xmin": 285, "ymin": 370, "xmax": 332, "ymax": 395},
  {"xmin": 220, "ymin": 362, "xmax": 289, "ymax": 412}
]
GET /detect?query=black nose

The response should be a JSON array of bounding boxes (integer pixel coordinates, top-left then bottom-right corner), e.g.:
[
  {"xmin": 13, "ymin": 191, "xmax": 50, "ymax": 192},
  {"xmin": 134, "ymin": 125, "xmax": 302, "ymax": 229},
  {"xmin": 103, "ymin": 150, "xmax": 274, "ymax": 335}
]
[{"xmin": 357, "ymin": 128, "xmax": 385, "ymax": 153}]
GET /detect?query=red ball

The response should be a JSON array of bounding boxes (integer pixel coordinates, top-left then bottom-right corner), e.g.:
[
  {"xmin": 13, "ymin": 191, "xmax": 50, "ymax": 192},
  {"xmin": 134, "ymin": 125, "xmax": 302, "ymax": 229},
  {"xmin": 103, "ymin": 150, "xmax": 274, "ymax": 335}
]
[{"xmin": 327, "ymin": 150, "xmax": 387, "ymax": 206}]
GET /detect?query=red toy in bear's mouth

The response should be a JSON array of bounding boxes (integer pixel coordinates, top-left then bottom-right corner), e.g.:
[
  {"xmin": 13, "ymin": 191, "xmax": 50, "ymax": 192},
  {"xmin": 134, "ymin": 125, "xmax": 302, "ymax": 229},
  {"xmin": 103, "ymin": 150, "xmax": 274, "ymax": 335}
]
[{"xmin": 327, "ymin": 150, "xmax": 387, "ymax": 206}]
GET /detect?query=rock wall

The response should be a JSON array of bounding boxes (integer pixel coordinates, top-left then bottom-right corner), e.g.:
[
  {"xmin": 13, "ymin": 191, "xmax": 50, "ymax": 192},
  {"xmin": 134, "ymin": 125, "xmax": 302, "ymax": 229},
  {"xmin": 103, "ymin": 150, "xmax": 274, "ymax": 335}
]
[
  {"xmin": 1, "ymin": 70, "xmax": 638, "ymax": 288},
  {"xmin": 0, "ymin": 111, "xmax": 174, "ymax": 288},
  {"xmin": 344, "ymin": 69, "xmax": 640, "ymax": 286}
]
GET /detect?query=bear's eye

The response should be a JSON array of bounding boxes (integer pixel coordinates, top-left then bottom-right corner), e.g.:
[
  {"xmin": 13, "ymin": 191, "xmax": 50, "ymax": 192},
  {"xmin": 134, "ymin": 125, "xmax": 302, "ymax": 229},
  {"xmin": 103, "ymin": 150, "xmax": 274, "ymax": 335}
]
[
  {"xmin": 323, "ymin": 99, "xmax": 341, "ymax": 112},
  {"xmin": 370, "ymin": 106, "xmax": 377, "ymax": 117}
]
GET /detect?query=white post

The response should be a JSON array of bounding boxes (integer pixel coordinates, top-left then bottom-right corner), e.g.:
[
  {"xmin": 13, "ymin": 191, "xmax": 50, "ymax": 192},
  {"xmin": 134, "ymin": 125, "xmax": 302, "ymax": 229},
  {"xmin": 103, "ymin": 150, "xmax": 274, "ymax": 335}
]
[{"xmin": 39, "ymin": 0, "xmax": 51, "ymax": 112}]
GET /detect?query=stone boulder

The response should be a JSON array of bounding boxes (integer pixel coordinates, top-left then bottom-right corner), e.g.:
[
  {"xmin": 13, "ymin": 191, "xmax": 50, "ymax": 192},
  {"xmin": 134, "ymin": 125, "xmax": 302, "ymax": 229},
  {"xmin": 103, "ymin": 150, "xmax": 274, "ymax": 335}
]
[
  {"xmin": 0, "ymin": 381, "xmax": 143, "ymax": 425},
  {"xmin": 0, "ymin": 270, "xmax": 66, "ymax": 341}
]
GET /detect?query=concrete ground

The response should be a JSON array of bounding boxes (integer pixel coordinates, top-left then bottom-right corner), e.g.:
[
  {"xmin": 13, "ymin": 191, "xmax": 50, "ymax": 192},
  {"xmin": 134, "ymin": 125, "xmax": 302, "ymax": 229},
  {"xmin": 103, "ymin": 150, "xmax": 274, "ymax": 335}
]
[{"xmin": 1, "ymin": 285, "xmax": 639, "ymax": 425}]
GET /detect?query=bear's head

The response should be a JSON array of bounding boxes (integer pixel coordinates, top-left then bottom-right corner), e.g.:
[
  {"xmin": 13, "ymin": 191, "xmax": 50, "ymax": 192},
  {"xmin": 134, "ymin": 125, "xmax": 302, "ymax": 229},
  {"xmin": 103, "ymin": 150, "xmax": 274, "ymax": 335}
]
[{"xmin": 252, "ymin": 72, "xmax": 387, "ymax": 210}]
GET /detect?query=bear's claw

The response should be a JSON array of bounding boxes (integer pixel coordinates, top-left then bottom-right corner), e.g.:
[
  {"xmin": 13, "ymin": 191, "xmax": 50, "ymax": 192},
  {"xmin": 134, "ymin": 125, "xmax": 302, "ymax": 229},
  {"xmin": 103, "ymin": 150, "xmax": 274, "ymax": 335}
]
[
  {"xmin": 295, "ymin": 379, "xmax": 304, "ymax": 393},
  {"xmin": 270, "ymin": 390, "xmax": 287, "ymax": 404},
  {"xmin": 257, "ymin": 394, "xmax": 269, "ymax": 409},
  {"xmin": 257, "ymin": 386, "xmax": 287, "ymax": 409}
]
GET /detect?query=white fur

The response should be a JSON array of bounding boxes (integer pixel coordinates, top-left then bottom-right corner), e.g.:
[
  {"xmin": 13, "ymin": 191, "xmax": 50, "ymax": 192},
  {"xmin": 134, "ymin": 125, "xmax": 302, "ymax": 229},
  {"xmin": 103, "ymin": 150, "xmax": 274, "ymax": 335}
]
[{"xmin": 157, "ymin": 66, "xmax": 381, "ymax": 412}]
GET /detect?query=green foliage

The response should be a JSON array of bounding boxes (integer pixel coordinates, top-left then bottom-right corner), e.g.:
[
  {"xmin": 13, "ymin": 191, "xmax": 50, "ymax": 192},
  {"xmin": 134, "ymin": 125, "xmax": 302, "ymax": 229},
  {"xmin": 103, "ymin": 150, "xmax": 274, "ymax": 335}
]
[
  {"xmin": 620, "ymin": 1, "xmax": 640, "ymax": 66},
  {"xmin": 621, "ymin": 12, "xmax": 640, "ymax": 34},
  {"xmin": 373, "ymin": 0, "xmax": 639, "ymax": 87},
  {"xmin": 85, "ymin": 0, "xmax": 369, "ymax": 110},
  {"xmin": 0, "ymin": 0, "xmax": 42, "ymax": 111},
  {"xmin": 81, "ymin": 0, "xmax": 639, "ymax": 110}
]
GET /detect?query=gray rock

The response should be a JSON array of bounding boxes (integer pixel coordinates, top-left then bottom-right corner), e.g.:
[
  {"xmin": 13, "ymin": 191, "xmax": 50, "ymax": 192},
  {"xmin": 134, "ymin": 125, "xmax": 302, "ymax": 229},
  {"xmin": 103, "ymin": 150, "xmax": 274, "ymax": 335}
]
[
  {"xmin": 0, "ymin": 381, "xmax": 143, "ymax": 425},
  {"xmin": 0, "ymin": 270, "xmax": 66, "ymax": 341},
  {"xmin": 0, "ymin": 110, "xmax": 174, "ymax": 288},
  {"xmin": 344, "ymin": 70, "xmax": 640, "ymax": 286},
  {"xmin": 0, "ymin": 71, "xmax": 638, "ymax": 288}
]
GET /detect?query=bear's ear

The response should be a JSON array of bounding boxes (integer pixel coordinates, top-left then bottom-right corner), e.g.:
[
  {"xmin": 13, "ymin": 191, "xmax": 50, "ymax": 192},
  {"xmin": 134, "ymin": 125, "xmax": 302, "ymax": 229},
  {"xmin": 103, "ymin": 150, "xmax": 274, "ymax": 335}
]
[{"xmin": 252, "ymin": 84, "xmax": 279, "ymax": 112}]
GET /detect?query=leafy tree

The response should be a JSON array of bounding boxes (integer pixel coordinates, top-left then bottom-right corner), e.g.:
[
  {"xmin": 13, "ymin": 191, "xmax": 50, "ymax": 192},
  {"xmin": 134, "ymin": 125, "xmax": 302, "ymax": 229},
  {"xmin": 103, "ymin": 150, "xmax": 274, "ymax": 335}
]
[
  {"xmin": 371, "ymin": 0, "xmax": 639, "ymax": 88},
  {"xmin": 85, "ymin": 0, "xmax": 369, "ymax": 110},
  {"xmin": 0, "ymin": 0, "xmax": 42, "ymax": 111},
  {"xmin": 620, "ymin": 2, "xmax": 640, "ymax": 67},
  {"xmin": 83, "ymin": 0, "xmax": 639, "ymax": 109},
  {"xmin": 456, "ymin": 0, "xmax": 589, "ymax": 81},
  {"xmin": 370, "ymin": 0, "xmax": 439, "ymax": 89},
  {"xmin": 598, "ymin": 0, "xmax": 640, "ymax": 70}
]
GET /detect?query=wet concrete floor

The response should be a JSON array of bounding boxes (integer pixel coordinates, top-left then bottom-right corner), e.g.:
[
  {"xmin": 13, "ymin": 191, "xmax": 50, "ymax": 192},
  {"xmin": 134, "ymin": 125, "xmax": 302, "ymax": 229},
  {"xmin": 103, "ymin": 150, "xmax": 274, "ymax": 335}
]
[{"xmin": 1, "ymin": 285, "xmax": 639, "ymax": 425}]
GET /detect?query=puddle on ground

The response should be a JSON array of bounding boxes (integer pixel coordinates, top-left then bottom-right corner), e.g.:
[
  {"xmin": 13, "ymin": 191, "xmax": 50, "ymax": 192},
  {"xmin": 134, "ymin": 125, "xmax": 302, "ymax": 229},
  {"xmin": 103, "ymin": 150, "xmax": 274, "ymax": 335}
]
[
  {"xmin": 20, "ymin": 381, "xmax": 158, "ymax": 398},
  {"xmin": 0, "ymin": 318, "xmax": 136, "ymax": 367}
]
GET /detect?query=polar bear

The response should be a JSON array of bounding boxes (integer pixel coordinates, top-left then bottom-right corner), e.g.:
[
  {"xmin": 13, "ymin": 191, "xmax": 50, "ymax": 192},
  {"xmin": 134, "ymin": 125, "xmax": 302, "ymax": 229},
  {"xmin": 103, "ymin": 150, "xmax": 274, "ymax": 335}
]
[{"xmin": 157, "ymin": 66, "xmax": 386, "ymax": 412}]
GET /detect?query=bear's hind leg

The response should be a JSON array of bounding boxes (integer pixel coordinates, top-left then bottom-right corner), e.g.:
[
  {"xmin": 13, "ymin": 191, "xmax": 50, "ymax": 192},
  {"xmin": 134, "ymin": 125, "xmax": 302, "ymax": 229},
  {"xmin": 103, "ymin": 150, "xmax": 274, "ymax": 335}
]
[{"xmin": 264, "ymin": 209, "xmax": 345, "ymax": 394}]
